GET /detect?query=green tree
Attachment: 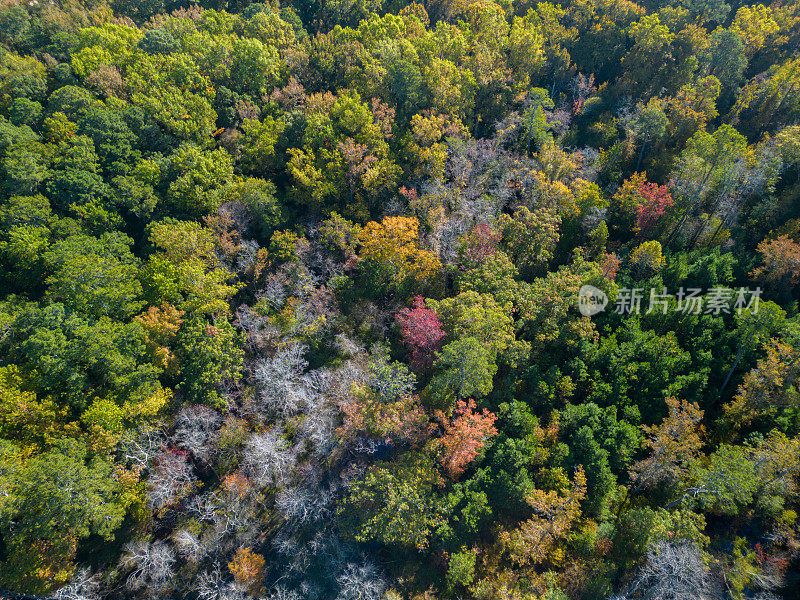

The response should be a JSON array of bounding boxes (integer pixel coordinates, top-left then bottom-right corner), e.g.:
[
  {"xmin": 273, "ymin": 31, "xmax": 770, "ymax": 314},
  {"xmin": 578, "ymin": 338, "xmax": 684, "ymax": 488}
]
[
  {"xmin": 668, "ymin": 125, "xmax": 747, "ymax": 246},
  {"xmin": 425, "ymin": 338, "xmax": 497, "ymax": 410},
  {"xmin": 682, "ymin": 0, "xmax": 731, "ymax": 25},
  {"xmin": 707, "ymin": 28, "xmax": 748, "ymax": 91},
  {"xmin": 631, "ymin": 103, "xmax": 668, "ymax": 171},
  {"xmin": 77, "ymin": 106, "xmax": 138, "ymax": 172},
  {"xmin": 138, "ymin": 28, "xmax": 180, "ymax": 55},
  {"xmin": 288, "ymin": 91, "xmax": 400, "ymax": 219},
  {"xmin": 164, "ymin": 144, "xmax": 234, "ymax": 217},
  {"xmin": 0, "ymin": 194, "xmax": 58, "ymax": 290},
  {"xmin": 45, "ymin": 135, "xmax": 118, "ymax": 232},
  {"xmin": 44, "ymin": 233, "xmax": 143, "ymax": 319},
  {"xmin": 8, "ymin": 97, "xmax": 42, "ymax": 128},
  {"xmin": 587, "ymin": 320, "xmax": 698, "ymax": 425},
  {"xmin": 0, "ymin": 438, "xmax": 130, "ymax": 594},
  {"xmin": 176, "ymin": 314, "xmax": 243, "ymax": 408},
  {"xmin": 2, "ymin": 144, "xmax": 47, "ymax": 195},
  {"xmin": 2, "ymin": 302, "xmax": 159, "ymax": 413},
  {"xmin": 338, "ymin": 452, "xmax": 444, "ymax": 551},
  {"xmin": 684, "ymin": 445, "xmax": 758, "ymax": 515},
  {"xmin": 238, "ymin": 116, "xmax": 288, "ymax": 176},
  {"xmin": 141, "ymin": 218, "xmax": 240, "ymax": 315},
  {"xmin": 447, "ymin": 549, "xmax": 477, "ymax": 590},
  {"xmin": 456, "ymin": 251, "xmax": 520, "ymax": 307},
  {"xmin": 229, "ymin": 37, "xmax": 281, "ymax": 97},
  {"xmin": 497, "ymin": 206, "xmax": 561, "ymax": 277}
]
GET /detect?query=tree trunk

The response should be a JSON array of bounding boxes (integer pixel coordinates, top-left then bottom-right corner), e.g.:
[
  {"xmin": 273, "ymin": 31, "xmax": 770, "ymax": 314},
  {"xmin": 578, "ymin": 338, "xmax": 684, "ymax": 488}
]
[
  {"xmin": 719, "ymin": 328, "xmax": 754, "ymax": 394},
  {"xmin": 636, "ymin": 134, "xmax": 648, "ymax": 172}
]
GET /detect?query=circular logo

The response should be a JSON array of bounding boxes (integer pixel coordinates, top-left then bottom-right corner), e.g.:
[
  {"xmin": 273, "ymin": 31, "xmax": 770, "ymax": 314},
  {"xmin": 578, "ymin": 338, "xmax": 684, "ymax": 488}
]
[{"xmin": 578, "ymin": 285, "xmax": 608, "ymax": 317}]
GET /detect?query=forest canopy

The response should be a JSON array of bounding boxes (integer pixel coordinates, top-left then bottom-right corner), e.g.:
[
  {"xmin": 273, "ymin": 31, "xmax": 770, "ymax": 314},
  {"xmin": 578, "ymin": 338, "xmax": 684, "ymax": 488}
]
[{"xmin": 0, "ymin": 0, "xmax": 799, "ymax": 599}]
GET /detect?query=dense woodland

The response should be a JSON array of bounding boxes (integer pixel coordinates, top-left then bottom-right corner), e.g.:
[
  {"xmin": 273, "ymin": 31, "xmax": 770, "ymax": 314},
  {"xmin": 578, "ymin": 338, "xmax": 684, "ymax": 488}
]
[{"xmin": 0, "ymin": 0, "xmax": 798, "ymax": 598}]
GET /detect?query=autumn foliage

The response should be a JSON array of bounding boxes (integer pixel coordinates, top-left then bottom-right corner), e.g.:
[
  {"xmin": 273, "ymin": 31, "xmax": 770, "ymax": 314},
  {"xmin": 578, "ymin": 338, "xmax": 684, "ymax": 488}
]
[
  {"xmin": 396, "ymin": 296, "xmax": 446, "ymax": 369},
  {"xmin": 3, "ymin": 0, "xmax": 800, "ymax": 598},
  {"xmin": 457, "ymin": 223, "xmax": 501, "ymax": 270},
  {"xmin": 636, "ymin": 180, "xmax": 674, "ymax": 236},
  {"xmin": 339, "ymin": 393, "xmax": 432, "ymax": 448},
  {"xmin": 725, "ymin": 339, "xmax": 800, "ymax": 426},
  {"xmin": 751, "ymin": 234, "xmax": 800, "ymax": 288},
  {"xmin": 134, "ymin": 303, "xmax": 184, "ymax": 375},
  {"xmin": 228, "ymin": 547, "xmax": 265, "ymax": 594},
  {"xmin": 358, "ymin": 216, "xmax": 441, "ymax": 290},
  {"xmin": 630, "ymin": 396, "xmax": 704, "ymax": 490},
  {"xmin": 501, "ymin": 466, "xmax": 587, "ymax": 566},
  {"xmin": 436, "ymin": 399, "xmax": 498, "ymax": 479}
]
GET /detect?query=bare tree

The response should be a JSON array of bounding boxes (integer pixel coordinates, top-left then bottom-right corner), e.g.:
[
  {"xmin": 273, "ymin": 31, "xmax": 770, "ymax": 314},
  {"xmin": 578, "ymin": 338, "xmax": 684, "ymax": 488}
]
[
  {"xmin": 294, "ymin": 286, "xmax": 338, "ymax": 336},
  {"xmin": 54, "ymin": 568, "xmax": 99, "ymax": 600},
  {"xmin": 216, "ymin": 475, "xmax": 262, "ymax": 538},
  {"xmin": 336, "ymin": 561, "xmax": 387, "ymax": 600},
  {"xmin": 259, "ymin": 269, "xmax": 291, "ymax": 309},
  {"xmin": 186, "ymin": 478, "xmax": 261, "ymax": 546},
  {"xmin": 258, "ymin": 262, "xmax": 320, "ymax": 310},
  {"xmin": 197, "ymin": 563, "xmax": 245, "ymax": 600},
  {"xmin": 122, "ymin": 540, "xmax": 176, "ymax": 594},
  {"xmin": 335, "ymin": 334, "xmax": 365, "ymax": 359},
  {"xmin": 243, "ymin": 428, "xmax": 297, "ymax": 487},
  {"xmin": 300, "ymin": 400, "xmax": 339, "ymax": 456},
  {"xmin": 570, "ymin": 72, "xmax": 596, "ymax": 115},
  {"xmin": 430, "ymin": 214, "xmax": 471, "ymax": 266},
  {"xmin": 298, "ymin": 370, "xmax": 339, "ymax": 455},
  {"xmin": 267, "ymin": 585, "xmax": 302, "ymax": 600},
  {"xmin": 547, "ymin": 105, "xmax": 573, "ymax": 137},
  {"xmin": 188, "ymin": 490, "xmax": 219, "ymax": 523},
  {"xmin": 253, "ymin": 342, "xmax": 309, "ymax": 416},
  {"xmin": 276, "ymin": 481, "xmax": 335, "ymax": 525},
  {"xmin": 622, "ymin": 541, "xmax": 721, "ymax": 600},
  {"xmin": 575, "ymin": 146, "xmax": 601, "ymax": 182},
  {"xmin": 122, "ymin": 427, "xmax": 166, "ymax": 471},
  {"xmin": 174, "ymin": 405, "xmax": 221, "ymax": 462},
  {"xmin": 174, "ymin": 529, "xmax": 204, "ymax": 562},
  {"xmin": 301, "ymin": 368, "xmax": 333, "ymax": 401},
  {"xmin": 147, "ymin": 449, "xmax": 193, "ymax": 511},
  {"xmin": 234, "ymin": 238, "xmax": 260, "ymax": 275},
  {"xmin": 236, "ymin": 304, "xmax": 281, "ymax": 351}
]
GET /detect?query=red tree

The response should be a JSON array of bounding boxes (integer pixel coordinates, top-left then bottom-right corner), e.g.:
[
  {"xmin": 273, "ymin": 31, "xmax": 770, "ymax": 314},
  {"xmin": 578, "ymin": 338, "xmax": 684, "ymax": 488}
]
[
  {"xmin": 599, "ymin": 252, "xmax": 621, "ymax": 281},
  {"xmin": 636, "ymin": 180, "xmax": 674, "ymax": 236},
  {"xmin": 396, "ymin": 296, "xmax": 446, "ymax": 369},
  {"xmin": 437, "ymin": 398, "xmax": 498, "ymax": 479}
]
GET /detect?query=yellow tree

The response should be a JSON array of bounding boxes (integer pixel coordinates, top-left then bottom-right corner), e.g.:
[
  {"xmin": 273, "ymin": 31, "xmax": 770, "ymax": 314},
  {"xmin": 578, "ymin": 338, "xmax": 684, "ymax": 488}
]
[
  {"xmin": 750, "ymin": 234, "xmax": 800, "ymax": 291},
  {"xmin": 228, "ymin": 548, "xmax": 265, "ymax": 595},
  {"xmin": 664, "ymin": 76, "xmax": 721, "ymax": 147},
  {"xmin": 752, "ymin": 429, "xmax": 800, "ymax": 498},
  {"xmin": 730, "ymin": 4, "xmax": 780, "ymax": 58},
  {"xmin": 358, "ymin": 216, "xmax": 441, "ymax": 293},
  {"xmin": 0, "ymin": 367, "xmax": 79, "ymax": 450},
  {"xmin": 609, "ymin": 172, "xmax": 646, "ymax": 239},
  {"xmin": 724, "ymin": 339, "xmax": 800, "ymax": 426},
  {"xmin": 140, "ymin": 218, "xmax": 240, "ymax": 316},
  {"xmin": 500, "ymin": 467, "xmax": 587, "ymax": 566},
  {"xmin": 629, "ymin": 240, "xmax": 665, "ymax": 277},
  {"xmin": 629, "ymin": 397, "xmax": 704, "ymax": 491},
  {"xmin": 134, "ymin": 303, "xmax": 184, "ymax": 375}
]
